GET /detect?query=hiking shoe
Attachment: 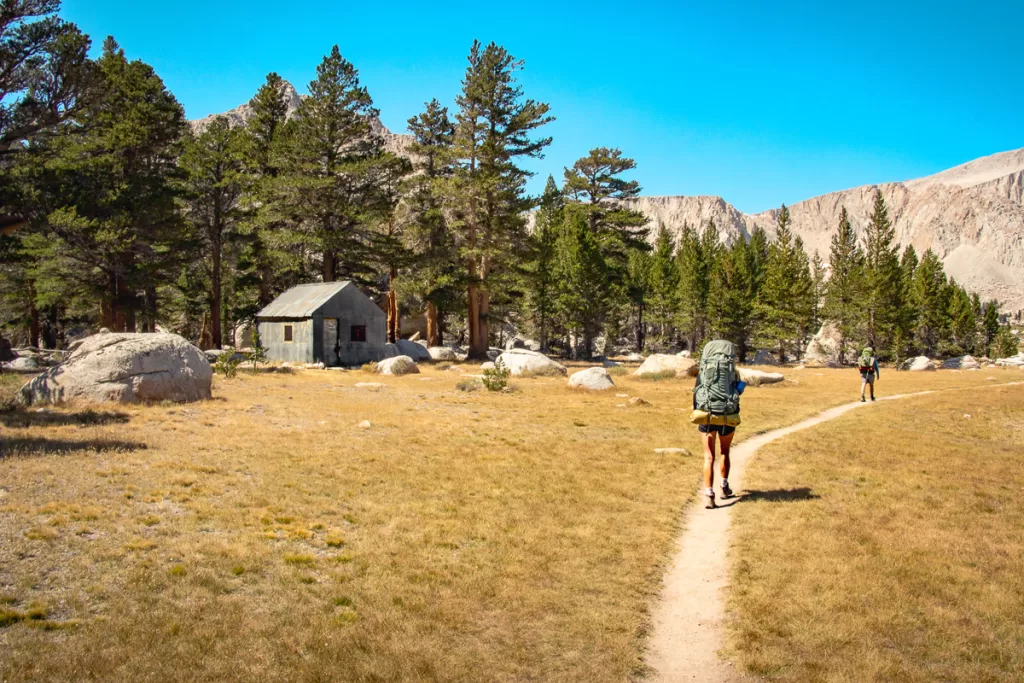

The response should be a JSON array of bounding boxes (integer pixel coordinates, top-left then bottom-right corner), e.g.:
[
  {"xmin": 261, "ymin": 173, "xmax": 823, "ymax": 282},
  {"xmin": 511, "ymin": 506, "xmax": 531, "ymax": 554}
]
[
  {"xmin": 861, "ymin": 397, "xmax": 866, "ymax": 403},
  {"xmin": 721, "ymin": 482, "xmax": 734, "ymax": 499},
  {"xmin": 871, "ymin": 396, "xmax": 876, "ymax": 402},
  {"xmin": 705, "ymin": 489, "xmax": 716, "ymax": 509}
]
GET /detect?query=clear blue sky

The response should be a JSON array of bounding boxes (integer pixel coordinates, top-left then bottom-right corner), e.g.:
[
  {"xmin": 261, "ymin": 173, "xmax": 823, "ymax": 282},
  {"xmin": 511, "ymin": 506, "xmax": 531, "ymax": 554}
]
[{"xmin": 61, "ymin": 0, "xmax": 1023, "ymax": 214}]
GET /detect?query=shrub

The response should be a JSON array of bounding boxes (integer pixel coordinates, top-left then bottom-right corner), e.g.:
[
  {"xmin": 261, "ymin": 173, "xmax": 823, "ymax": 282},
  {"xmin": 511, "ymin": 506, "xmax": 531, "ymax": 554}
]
[
  {"xmin": 456, "ymin": 379, "xmax": 482, "ymax": 392},
  {"xmin": 360, "ymin": 362, "xmax": 378, "ymax": 374},
  {"xmin": 481, "ymin": 359, "xmax": 511, "ymax": 391},
  {"xmin": 248, "ymin": 336, "xmax": 268, "ymax": 372},
  {"xmin": 435, "ymin": 361, "xmax": 453, "ymax": 371},
  {"xmin": 213, "ymin": 353, "xmax": 241, "ymax": 378},
  {"xmin": 606, "ymin": 365, "xmax": 629, "ymax": 377},
  {"xmin": 634, "ymin": 370, "xmax": 678, "ymax": 381}
]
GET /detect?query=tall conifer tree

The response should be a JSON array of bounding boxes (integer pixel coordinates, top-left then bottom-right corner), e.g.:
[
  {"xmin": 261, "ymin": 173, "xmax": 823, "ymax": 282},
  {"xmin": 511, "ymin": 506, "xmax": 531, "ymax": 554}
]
[{"xmin": 822, "ymin": 206, "xmax": 866, "ymax": 362}]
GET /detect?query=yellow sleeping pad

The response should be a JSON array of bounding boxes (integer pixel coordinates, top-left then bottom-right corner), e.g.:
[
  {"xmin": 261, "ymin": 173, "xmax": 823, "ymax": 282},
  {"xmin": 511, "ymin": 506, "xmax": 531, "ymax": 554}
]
[{"xmin": 689, "ymin": 410, "xmax": 741, "ymax": 427}]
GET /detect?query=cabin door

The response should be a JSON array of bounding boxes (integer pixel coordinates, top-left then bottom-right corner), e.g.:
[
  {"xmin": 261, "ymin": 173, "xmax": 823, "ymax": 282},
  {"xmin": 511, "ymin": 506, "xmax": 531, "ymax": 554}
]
[{"xmin": 323, "ymin": 318, "xmax": 339, "ymax": 366}]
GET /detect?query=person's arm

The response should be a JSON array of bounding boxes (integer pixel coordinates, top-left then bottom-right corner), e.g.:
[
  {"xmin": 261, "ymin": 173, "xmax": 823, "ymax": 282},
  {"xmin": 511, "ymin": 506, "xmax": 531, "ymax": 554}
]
[{"xmin": 874, "ymin": 358, "xmax": 880, "ymax": 378}]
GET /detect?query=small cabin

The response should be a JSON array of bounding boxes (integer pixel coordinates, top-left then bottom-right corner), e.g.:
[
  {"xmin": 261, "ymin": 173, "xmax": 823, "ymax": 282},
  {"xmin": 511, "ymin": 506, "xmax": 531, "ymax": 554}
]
[{"xmin": 256, "ymin": 282, "xmax": 388, "ymax": 366}]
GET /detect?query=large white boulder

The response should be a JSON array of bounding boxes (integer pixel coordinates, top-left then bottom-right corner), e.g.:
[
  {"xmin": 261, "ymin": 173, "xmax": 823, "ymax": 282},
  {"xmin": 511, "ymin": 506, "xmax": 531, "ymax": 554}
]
[
  {"xmin": 903, "ymin": 356, "xmax": 936, "ymax": 372},
  {"xmin": 994, "ymin": 353, "xmax": 1024, "ymax": 368},
  {"xmin": 3, "ymin": 356, "xmax": 39, "ymax": 372},
  {"xmin": 568, "ymin": 367, "xmax": 615, "ymax": 391},
  {"xmin": 20, "ymin": 333, "xmax": 212, "ymax": 405},
  {"xmin": 496, "ymin": 349, "xmax": 567, "ymax": 377},
  {"xmin": 738, "ymin": 368, "xmax": 785, "ymax": 386},
  {"xmin": 752, "ymin": 349, "xmax": 779, "ymax": 366},
  {"xmin": 427, "ymin": 346, "xmax": 459, "ymax": 362},
  {"xmin": 804, "ymin": 322, "xmax": 856, "ymax": 365},
  {"xmin": 396, "ymin": 339, "xmax": 431, "ymax": 362},
  {"xmin": 942, "ymin": 355, "xmax": 980, "ymax": 370},
  {"xmin": 376, "ymin": 355, "xmax": 420, "ymax": 376},
  {"xmin": 634, "ymin": 354, "xmax": 698, "ymax": 378}
]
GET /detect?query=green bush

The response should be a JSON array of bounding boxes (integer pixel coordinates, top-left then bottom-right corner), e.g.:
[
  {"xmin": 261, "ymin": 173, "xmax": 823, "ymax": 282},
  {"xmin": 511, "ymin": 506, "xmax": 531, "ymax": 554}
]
[
  {"xmin": 213, "ymin": 353, "xmax": 241, "ymax": 378},
  {"xmin": 481, "ymin": 359, "xmax": 511, "ymax": 391}
]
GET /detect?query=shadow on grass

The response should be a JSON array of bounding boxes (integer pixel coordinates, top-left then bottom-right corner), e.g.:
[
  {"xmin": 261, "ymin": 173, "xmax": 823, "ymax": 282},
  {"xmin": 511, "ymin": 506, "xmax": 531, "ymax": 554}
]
[
  {"xmin": 0, "ymin": 437, "xmax": 146, "ymax": 458},
  {"xmin": 0, "ymin": 408, "xmax": 131, "ymax": 428},
  {"xmin": 736, "ymin": 487, "xmax": 819, "ymax": 504}
]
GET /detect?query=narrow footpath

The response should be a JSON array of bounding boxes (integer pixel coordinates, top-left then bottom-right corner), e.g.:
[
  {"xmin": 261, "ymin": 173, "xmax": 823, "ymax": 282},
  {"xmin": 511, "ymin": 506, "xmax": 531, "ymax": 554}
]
[{"xmin": 643, "ymin": 385, "xmax": 1019, "ymax": 682}]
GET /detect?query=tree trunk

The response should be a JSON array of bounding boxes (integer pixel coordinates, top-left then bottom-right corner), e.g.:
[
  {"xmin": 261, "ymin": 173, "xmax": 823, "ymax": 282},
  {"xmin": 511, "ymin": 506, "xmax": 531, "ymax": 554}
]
[
  {"xmin": 211, "ymin": 237, "xmax": 222, "ymax": 348},
  {"xmin": 29, "ymin": 295, "xmax": 40, "ymax": 349},
  {"xmin": 322, "ymin": 250, "xmax": 336, "ymax": 282},
  {"xmin": 467, "ymin": 284, "xmax": 489, "ymax": 360},
  {"xmin": 386, "ymin": 267, "xmax": 399, "ymax": 343},
  {"xmin": 426, "ymin": 301, "xmax": 441, "ymax": 347}
]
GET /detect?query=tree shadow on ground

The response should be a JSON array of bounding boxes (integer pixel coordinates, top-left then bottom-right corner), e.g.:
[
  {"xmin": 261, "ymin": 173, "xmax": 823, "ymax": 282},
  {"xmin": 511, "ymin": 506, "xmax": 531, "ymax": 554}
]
[
  {"xmin": 0, "ymin": 437, "xmax": 146, "ymax": 459},
  {"xmin": 737, "ymin": 487, "xmax": 819, "ymax": 503},
  {"xmin": 0, "ymin": 408, "xmax": 131, "ymax": 429}
]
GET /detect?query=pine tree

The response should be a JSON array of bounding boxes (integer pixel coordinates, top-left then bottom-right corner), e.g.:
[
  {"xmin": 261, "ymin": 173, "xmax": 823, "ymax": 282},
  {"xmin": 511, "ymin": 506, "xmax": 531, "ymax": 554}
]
[
  {"xmin": 26, "ymin": 37, "xmax": 186, "ymax": 332},
  {"xmin": 709, "ymin": 237, "xmax": 754, "ymax": 359},
  {"xmin": 948, "ymin": 281, "xmax": 977, "ymax": 356},
  {"xmin": 993, "ymin": 324, "xmax": 1019, "ymax": 359},
  {"xmin": 236, "ymin": 73, "xmax": 294, "ymax": 316},
  {"xmin": 276, "ymin": 46, "xmax": 408, "ymax": 283},
  {"xmin": 676, "ymin": 221, "xmax": 714, "ymax": 352},
  {"xmin": 179, "ymin": 116, "xmax": 246, "ymax": 348},
  {"xmin": 551, "ymin": 206, "xmax": 609, "ymax": 359},
  {"xmin": 562, "ymin": 147, "xmax": 648, "ymax": 273},
  {"xmin": 981, "ymin": 300, "xmax": 1001, "ymax": 352},
  {"xmin": 755, "ymin": 205, "xmax": 809, "ymax": 361},
  {"xmin": 647, "ymin": 223, "xmax": 680, "ymax": 340},
  {"xmin": 863, "ymin": 189, "xmax": 903, "ymax": 355},
  {"xmin": 624, "ymin": 247, "xmax": 652, "ymax": 352},
  {"xmin": 440, "ymin": 41, "xmax": 553, "ymax": 359},
  {"xmin": 523, "ymin": 175, "xmax": 562, "ymax": 351},
  {"xmin": 913, "ymin": 248, "xmax": 951, "ymax": 356},
  {"xmin": 403, "ymin": 98, "xmax": 459, "ymax": 346},
  {"xmin": 822, "ymin": 206, "xmax": 866, "ymax": 363}
]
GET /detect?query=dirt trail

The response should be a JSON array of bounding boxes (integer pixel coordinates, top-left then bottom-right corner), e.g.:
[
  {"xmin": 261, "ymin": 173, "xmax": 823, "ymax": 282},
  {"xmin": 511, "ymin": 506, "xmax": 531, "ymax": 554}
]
[{"xmin": 644, "ymin": 387, "xmax": 1001, "ymax": 682}]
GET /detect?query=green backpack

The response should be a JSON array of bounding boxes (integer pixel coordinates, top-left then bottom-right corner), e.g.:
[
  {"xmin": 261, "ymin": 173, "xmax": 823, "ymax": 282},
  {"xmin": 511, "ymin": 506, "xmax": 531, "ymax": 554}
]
[
  {"xmin": 858, "ymin": 347, "xmax": 875, "ymax": 372},
  {"xmin": 693, "ymin": 340, "xmax": 740, "ymax": 415}
]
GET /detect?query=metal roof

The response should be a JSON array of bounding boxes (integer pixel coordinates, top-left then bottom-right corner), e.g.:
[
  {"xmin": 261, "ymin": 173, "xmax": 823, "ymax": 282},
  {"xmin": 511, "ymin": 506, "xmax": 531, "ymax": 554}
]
[{"xmin": 256, "ymin": 281, "xmax": 352, "ymax": 318}]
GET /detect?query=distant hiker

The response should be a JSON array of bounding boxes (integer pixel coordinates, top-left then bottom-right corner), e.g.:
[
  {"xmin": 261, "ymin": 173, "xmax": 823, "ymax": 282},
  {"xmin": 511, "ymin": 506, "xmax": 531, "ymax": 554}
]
[
  {"xmin": 691, "ymin": 340, "xmax": 745, "ymax": 509},
  {"xmin": 858, "ymin": 346, "xmax": 880, "ymax": 402}
]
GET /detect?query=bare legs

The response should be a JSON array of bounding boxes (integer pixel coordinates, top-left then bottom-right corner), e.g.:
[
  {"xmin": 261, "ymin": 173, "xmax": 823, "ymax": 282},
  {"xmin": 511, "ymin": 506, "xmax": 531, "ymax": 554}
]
[{"xmin": 702, "ymin": 430, "xmax": 734, "ymax": 489}]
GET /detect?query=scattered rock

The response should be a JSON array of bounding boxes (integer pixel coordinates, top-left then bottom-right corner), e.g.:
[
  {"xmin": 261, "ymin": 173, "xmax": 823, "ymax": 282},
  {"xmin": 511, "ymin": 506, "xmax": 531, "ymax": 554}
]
[
  {"xmin": 903, "ymin": 356, "xmax": 937, "ymax": 372},
  {"xmin": 3, "ymin": 357, "xmax": 39, "ymax": 372},
  {"xmin": 628, "ymin": 396, "xmax": 651, "ymax": 406},
  {"xmin": 602, "ymin": 358, "xmax": 620, "ymax": 368},
  {"xmin": 354, "ymin": 382, "xmax": 386, "ymax": 389},
  {"xmin": 994, "ymin": 353, "xmax": 1024, "ymax": 368},
  {"xmin": 634, "ymin": 354, "xmax": 697, "ymax": 378},
  {"xmin": 358, "ymin": 420, "xmax": 372, "ymax": 429},
  {"xmin": 486, "ymin": 348, "xmax": 502, "ymax": 362},
  {"xmin": 481, "ymin": 361, "xmax": 496, "ymax": 370},
  {"xmin": 20, "ymin": 333, "xmax": 212, "ymax": 405},
  {"xmin": 496, "ymin": 349, "xmax": 567, "ymax": 377},
  {"xmin": 803, "ymin": 322, "xmax": 856, "ymax": 365},
  {"xmin": 942, "ymin": 355, "xmax": 980, "ymax": 370},
  {"xmin": 568, "ymin": 367, "xmax": 615, "ymax": 391},
  {"xmin": 616, "ymin": 393, "xmax": 629, "ymax": 398},
  {"xmin": 427, "ymin": 346, "xmax": 459, "ymax": 362},
  {"xmin": 752, "ymin": 349, "xmax": 779, "ymax": 366},
  {"xmin": 376, "ymin": 355, "xmax": 420, "ymax": 376},
  {"xmin": 654, "ymin": 448, "xmax": 689, "ymax": 455},
  {"xmin": 396, "ymin": 339, "xmax": 431, "ymax": 362},
  {"xmin": 676, "ymin": 350, "xmax": 692, "ymax": 358},
  {"xmin": 738, "ymin": 368, "xmax": 785, "ymax": 386}
]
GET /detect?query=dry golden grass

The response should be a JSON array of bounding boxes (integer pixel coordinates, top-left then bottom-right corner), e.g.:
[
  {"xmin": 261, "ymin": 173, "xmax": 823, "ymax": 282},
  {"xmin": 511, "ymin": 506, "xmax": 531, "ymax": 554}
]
[
  {"xmin": 728, "ymin": 380, "xmax": 1024, "ymax": 682},
  {"xmin": 0, "ymin": 364, "xmax": 1016, "ymax": 681}
]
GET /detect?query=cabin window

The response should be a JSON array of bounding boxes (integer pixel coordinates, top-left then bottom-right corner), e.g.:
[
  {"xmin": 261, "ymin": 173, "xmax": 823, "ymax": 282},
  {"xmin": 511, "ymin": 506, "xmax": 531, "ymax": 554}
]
[
  {"xmin": 351, "ymin": 325, "xmax": 367, "ymax": 342},
  {"xmin": 284, "ymin": 325, "xmax": 293, "ymax": 342}
]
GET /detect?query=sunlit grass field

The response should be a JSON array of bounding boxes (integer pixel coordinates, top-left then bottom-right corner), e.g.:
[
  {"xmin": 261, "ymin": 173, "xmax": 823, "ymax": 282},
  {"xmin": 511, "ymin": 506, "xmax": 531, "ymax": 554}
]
[
  {"xmin": 729, "ymin": 381, "xmax": 1024, "ymax": 682},
  {"xmin": 0, "ymin": 364, "xmax": 1017, "ymax": 681}
]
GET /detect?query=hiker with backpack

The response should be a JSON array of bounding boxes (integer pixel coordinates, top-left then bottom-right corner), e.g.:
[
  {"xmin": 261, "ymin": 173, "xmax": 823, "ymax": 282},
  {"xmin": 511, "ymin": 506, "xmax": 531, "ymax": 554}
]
[
  {"xmin": 858, "ymin": 346, "xmax": 880, "ymax": 402},
  {"xmin": 690, "ymin": 340, "xmax": 745, "ymax": 509}
]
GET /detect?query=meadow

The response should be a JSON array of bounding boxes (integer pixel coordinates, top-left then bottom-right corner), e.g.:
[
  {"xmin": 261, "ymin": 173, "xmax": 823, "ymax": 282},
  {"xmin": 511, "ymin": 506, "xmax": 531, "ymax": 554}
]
[
  {"xmin": 729, "ymin": 381, "xmax": 1024, "ymax": 682},
  {"xmin": 0, "ymin": 364, "xmax": 1018, "ymax": 682}
]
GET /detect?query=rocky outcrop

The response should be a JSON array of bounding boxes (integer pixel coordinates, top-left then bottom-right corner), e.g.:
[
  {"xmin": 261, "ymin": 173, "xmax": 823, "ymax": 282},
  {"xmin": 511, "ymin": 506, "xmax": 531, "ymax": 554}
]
[
  {"xmin": 568, "ymin": 367, "xmax": 615, "ymax": 391},
  {"xmin": 752, "ymin": 350, "xmax": 778, "ymax": 366},
  {"xmin": 376, "ymin": 355, "xmax": 420, "ymax": 376},
  {"xmin": 635, "ymin": 354, "xmax": 698, "ymax": 378},
  {"xmin": 942, "ymin": 355, "xmax": 980, "ymax": 370},
  {"xmin": 396, "ymin": 339, "xmax": 431, "ymax": 363},
  {"xmin": 803, "ymin": 322, "xmax": 856, "ymax": 365},
  {"xmin": 903, "ymin": 356, "xmax": 936, "ymax": 372},
  {"xmin": 427, "ymin": 347, "xmax": 459, "ymax": 362},
  {"xmin": 738, "ymin": 368, "xmax": 785, "ymax": 386},
  {"xmin": 496, "ymin": 349, "xmax": 567, "ymax": 377},
  {"xmin": 20, "ymin": 333, "xmax": 212, "ymax": 405}
]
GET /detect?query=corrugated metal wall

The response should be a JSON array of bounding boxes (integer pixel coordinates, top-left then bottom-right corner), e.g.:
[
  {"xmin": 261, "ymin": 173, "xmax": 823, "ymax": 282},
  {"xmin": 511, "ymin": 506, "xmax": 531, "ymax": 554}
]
[{"xmin": 258, "ymin": 319, "xmax": 314, "ymax": 363}]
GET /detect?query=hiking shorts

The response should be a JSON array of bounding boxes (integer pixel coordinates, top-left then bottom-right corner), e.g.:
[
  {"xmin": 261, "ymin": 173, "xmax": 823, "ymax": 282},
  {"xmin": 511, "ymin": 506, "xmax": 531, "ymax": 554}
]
[
  {"xmin": 860, "ymin": 372, "xmax": 875, "ymax": 385},
  {"xmin": 699, "ymin": 424, "xmax": 736, "ymax": 437}
]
